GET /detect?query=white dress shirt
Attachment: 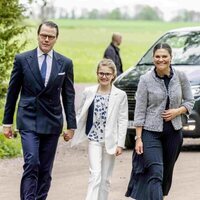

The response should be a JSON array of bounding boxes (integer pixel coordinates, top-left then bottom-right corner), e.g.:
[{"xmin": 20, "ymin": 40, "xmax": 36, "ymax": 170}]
[{"xmin": 37, "ymin": 47, "xmax": 53, "ymax": 86}]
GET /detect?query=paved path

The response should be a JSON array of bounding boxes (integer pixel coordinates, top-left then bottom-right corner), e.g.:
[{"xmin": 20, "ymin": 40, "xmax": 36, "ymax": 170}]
[{"xmin": 1, "ymin": 84, "xmax": 200, "ymax": 200}]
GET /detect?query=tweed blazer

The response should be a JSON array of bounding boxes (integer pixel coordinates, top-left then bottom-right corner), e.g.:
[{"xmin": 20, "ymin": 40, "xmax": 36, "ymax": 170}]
[
  {"xmin": 133, "ymin": 67, "xmax": 195, "ymax": 132},
  {"xmin": 71, "ymin": 84, "xmax": 128, "ymax": 154}
]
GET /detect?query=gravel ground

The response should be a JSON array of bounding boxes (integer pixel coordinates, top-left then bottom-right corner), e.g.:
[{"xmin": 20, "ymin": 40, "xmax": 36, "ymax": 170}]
[
  {"xmin": 1, "ymin": 84, "xmax": 200, "ymax": 200},
  {"xmin": 1, "ymin": 138, "xmax": 200, "ymax": 200}
]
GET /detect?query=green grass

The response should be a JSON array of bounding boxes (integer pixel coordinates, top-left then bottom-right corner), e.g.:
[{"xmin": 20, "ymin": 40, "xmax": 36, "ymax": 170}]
[
  {"xmin": 1, "ymin": 19, "xmax": 200, "ymax": 158},
  {"xmin": 0, "ymin": 134, "xmax": 22, "ymax": 158},
  {"xmin": 22, "ymin": 19, "xmax": 200, "ymax": 82}
]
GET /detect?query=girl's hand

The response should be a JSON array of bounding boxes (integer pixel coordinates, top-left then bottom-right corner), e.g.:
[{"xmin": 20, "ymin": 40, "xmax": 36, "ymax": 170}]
[{"xmin": 115, "ymin": 146, "xmax": 123, "ymax": 156}]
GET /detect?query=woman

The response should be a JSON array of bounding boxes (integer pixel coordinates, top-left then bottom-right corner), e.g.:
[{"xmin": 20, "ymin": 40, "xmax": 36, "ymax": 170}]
[
  {"xmin": 68, "ymin": 58, "xmax": 128, "ymax": 200},
  {"xmin": 125, "ymin": 43, "xmax": 194, "ymax": 200}
]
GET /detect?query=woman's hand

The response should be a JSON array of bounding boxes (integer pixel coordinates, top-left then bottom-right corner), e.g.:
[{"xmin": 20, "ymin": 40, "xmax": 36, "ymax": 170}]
[
  {"xmin": 161, "ymin": 108, "xmax": 180, "ymax": 121},
  {"xmin": 135, "ymin": 138, "xmax": 143, "ymax": 155}
]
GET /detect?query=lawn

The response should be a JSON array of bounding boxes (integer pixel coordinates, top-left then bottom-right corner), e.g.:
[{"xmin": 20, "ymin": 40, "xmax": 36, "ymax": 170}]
[
  {"xmin": 22, "ymin": 19, "xmax": 200, "ymax": 83},
  {"xmin": 1, "ymin": 19, "xmax": 200, "ymax": 158}
]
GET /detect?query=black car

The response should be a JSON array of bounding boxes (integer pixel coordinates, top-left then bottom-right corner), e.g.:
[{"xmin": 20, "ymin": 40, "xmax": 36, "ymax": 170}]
[{"xmin": 114, "ymin": 26, "xmax": 200, "ymax": 148}]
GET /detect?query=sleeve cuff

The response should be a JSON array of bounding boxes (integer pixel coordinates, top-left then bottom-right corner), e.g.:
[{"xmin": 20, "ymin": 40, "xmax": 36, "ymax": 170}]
[{"xmin": 3, "ymin": 124, "xmax": 12, "ymax": 127}]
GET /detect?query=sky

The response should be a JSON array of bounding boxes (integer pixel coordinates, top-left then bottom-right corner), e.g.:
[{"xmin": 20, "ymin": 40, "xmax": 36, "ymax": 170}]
[{"xmin": 20, "ymin": 0, "xmax": 200, "ymax": 21}]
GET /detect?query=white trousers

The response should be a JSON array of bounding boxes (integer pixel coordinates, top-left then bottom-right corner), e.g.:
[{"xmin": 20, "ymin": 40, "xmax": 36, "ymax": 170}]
[{"xmin": 85, "ymin": 141, "xmax": 115, "ymax": 200}]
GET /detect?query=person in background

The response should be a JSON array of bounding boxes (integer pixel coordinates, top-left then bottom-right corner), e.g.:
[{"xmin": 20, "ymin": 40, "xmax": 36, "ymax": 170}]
[
  {"xmin": 103, "ymin": 33, "xmax": 123, "ymax": 76},
  {"xmin": 67, "ymin": 58, "xmax": 128, "ymax": 200},
  {"xmin": 125, "ymin": 43, "xmax": 194, "ymax": 200},
  {"xmin": 3, "ymin": 21, "xmax": 76, "ymax": 200}
]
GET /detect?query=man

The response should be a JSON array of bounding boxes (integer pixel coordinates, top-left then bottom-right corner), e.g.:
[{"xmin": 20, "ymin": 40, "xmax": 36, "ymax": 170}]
[
  {"xmin": 103, "ymin": 33, "xmax": 123, "ymax": 76},
  {"xmin": 2, "ymin": 21, "xmax": 76, "ymax": 200}
]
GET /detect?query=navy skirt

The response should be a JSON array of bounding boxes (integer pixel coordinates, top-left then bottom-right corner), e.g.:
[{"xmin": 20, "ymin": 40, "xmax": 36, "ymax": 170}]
[{"xmin": 125, "ymin": 125, "xmax": 183, "ymax": 200}]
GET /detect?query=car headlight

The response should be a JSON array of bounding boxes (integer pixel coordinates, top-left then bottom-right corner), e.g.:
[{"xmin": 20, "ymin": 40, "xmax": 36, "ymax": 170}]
[{"xmin": 191, "ymin": 85, "xmax": 200, "ymax": 98}]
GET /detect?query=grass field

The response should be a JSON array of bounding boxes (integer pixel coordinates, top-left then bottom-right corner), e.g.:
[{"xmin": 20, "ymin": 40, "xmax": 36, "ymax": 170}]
[
  {"xmin": 23, "ymin": 19, "xmax": 200, "ymax": 82},
  {"xmin": 1, "ymin": 19, "xmax": 200, "ymax": 157}
]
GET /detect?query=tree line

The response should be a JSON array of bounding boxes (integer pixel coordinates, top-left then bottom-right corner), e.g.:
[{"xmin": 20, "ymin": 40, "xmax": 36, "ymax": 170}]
[
  {"xmin": 33, "ymin": 3, "xmax": 200, "ymax": 22},
  {"xmin": 1, "ymin": 0, "xmax": 200, "ymax": 100}
]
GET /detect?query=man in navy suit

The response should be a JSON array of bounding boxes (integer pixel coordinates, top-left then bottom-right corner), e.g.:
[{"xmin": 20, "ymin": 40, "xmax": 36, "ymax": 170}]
[{"xmin": 2, "ymin": 21, "xmax": 77, "ymax": 200}]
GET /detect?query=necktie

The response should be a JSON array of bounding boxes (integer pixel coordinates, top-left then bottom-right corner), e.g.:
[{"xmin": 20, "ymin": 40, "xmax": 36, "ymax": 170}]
[{"xmin": 41, "ymin": 54, "xmax": 47, "ymax": 84}]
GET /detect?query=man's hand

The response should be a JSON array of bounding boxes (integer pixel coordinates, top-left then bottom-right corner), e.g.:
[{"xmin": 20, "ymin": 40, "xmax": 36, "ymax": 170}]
[
  {"xmin": 3, "ymin": 126, "xmax": 13, "ymax": 139},
  {"xmin": 63, "ymin": 129, "xmax": 74, "ymax": 142}
]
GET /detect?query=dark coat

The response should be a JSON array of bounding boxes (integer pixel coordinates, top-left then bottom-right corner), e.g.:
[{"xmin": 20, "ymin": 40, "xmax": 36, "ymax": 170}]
[
  {"xmin": 3, "ymin": 48, "xmax": 77, "ymax": 134},
  {"xmin": 103, "ymin": 43, "xmax": 123, "ymax": 76}
]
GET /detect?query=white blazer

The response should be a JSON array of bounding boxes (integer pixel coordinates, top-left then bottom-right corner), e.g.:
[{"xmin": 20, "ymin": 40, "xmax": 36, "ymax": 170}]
[{"xmin": 71, "ymin": 84, "xmax": 128, "ymax": 155}]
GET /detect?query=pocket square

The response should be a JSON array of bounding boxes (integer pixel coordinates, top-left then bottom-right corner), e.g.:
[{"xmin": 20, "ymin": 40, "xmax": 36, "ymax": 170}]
[{"xmin": 58, "ymin": 72, "xmax": 65, "ymax": 75}]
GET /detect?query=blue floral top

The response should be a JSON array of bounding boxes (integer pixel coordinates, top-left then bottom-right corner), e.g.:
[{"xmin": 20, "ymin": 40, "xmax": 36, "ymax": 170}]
[{"xmin": 88, "ymin": 93, "xmax": 110, "ymax": 142}]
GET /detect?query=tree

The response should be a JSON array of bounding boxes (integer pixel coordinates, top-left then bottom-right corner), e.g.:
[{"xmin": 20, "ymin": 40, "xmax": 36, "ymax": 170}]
[
  {"xmin": 88, "ymin": 9, "xmax": 100, "ymax": 19},
  {"xmin": 38, "ymin": 0, "xmax": 55, "ymax": 21},
  {"xmin": 171, "ymin": 9, "xmax": 200, "ymax": 22},
  {"xmin": 107, "ymin": 8, "xmax": 122, "ymax": 20},
  {"xmin": 0, "ymin": 0, "xmax": 27, "ymax": 99},
  {"xmin": 23, "ymin": 0, "xmax": 49, "ymax": 20},
  {"xmin": 134, "ymin": 5, "xmax": 163, "ymax": 21}
]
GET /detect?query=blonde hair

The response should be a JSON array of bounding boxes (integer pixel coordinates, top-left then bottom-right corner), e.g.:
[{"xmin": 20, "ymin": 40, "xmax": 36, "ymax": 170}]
[{"xmin": 97, "ymin": 58, "xmax": 117, "ymax": 83}]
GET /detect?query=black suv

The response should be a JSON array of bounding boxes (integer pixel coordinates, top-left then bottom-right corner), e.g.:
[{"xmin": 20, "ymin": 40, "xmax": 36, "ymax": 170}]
[{"xmin": 114, "ymin": 26, "xmax": 200, "ymax": 148}]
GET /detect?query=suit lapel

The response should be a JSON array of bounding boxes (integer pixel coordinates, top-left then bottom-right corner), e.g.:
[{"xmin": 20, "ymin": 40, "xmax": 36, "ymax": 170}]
[
  {"xmin": 45, "ymin": 51, "xmax": 62, "ymax": 89},
  {"xmin": 26, "ymin": 49, "xmax": 44, "ymax": 88},
  {"xmin": 82, "ymin": 85, "xmax": 119, "ymax": 120},
  {"xmin": 80, "ymin": 85, "xmax": 98, "ymax": 116},
  {"xmin": 107, "ymin": 85, "xmax": 119, "ymax": 120}
]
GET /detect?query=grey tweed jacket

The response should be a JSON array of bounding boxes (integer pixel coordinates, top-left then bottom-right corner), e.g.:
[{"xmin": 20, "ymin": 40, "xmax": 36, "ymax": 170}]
[{"xmin": 133, "ymin": 67, "xmax": 195, "ymax": 132}]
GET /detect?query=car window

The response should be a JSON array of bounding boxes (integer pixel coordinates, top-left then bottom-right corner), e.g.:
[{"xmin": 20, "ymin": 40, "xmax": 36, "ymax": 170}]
[{"xmin": 139, "ymin": 31, "xmax": 200, "ymax": 66}]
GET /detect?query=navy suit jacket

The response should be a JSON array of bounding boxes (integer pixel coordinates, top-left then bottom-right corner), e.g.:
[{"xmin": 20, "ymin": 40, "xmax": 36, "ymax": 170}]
[{"xmin": 3, "ymin": 48, "xmax": 77, "ymax": 134}]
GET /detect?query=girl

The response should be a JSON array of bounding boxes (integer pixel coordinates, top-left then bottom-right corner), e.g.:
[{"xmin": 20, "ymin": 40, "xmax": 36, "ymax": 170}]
[{"xmin": 69, "ymin": 58, "xmax": 128, "ymax": 200}]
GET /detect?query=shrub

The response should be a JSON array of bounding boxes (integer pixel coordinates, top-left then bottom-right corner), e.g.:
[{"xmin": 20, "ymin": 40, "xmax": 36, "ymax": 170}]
[{"xmin": 0, "ymin": 134, "xmax": 22, "ymax": 158}]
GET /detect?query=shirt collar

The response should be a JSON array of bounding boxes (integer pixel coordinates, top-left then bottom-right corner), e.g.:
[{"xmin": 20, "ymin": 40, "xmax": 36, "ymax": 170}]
[
  {"xmin": 111, "ymin": 43, "xmax": 120, "ymax": 52},
  {"xmin": 154, "ymin": 66, "xmax": 173, "ymax": 79},
  {"xmin": 37, "ymin": 47, "xmax": 53, "ymax": 58}
]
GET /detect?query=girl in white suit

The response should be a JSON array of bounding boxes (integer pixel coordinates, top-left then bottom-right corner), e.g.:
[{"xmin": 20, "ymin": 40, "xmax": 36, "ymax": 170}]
[{"xmin": 69, "ymin": 59, "xmax": 128, "ymax": 200}]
